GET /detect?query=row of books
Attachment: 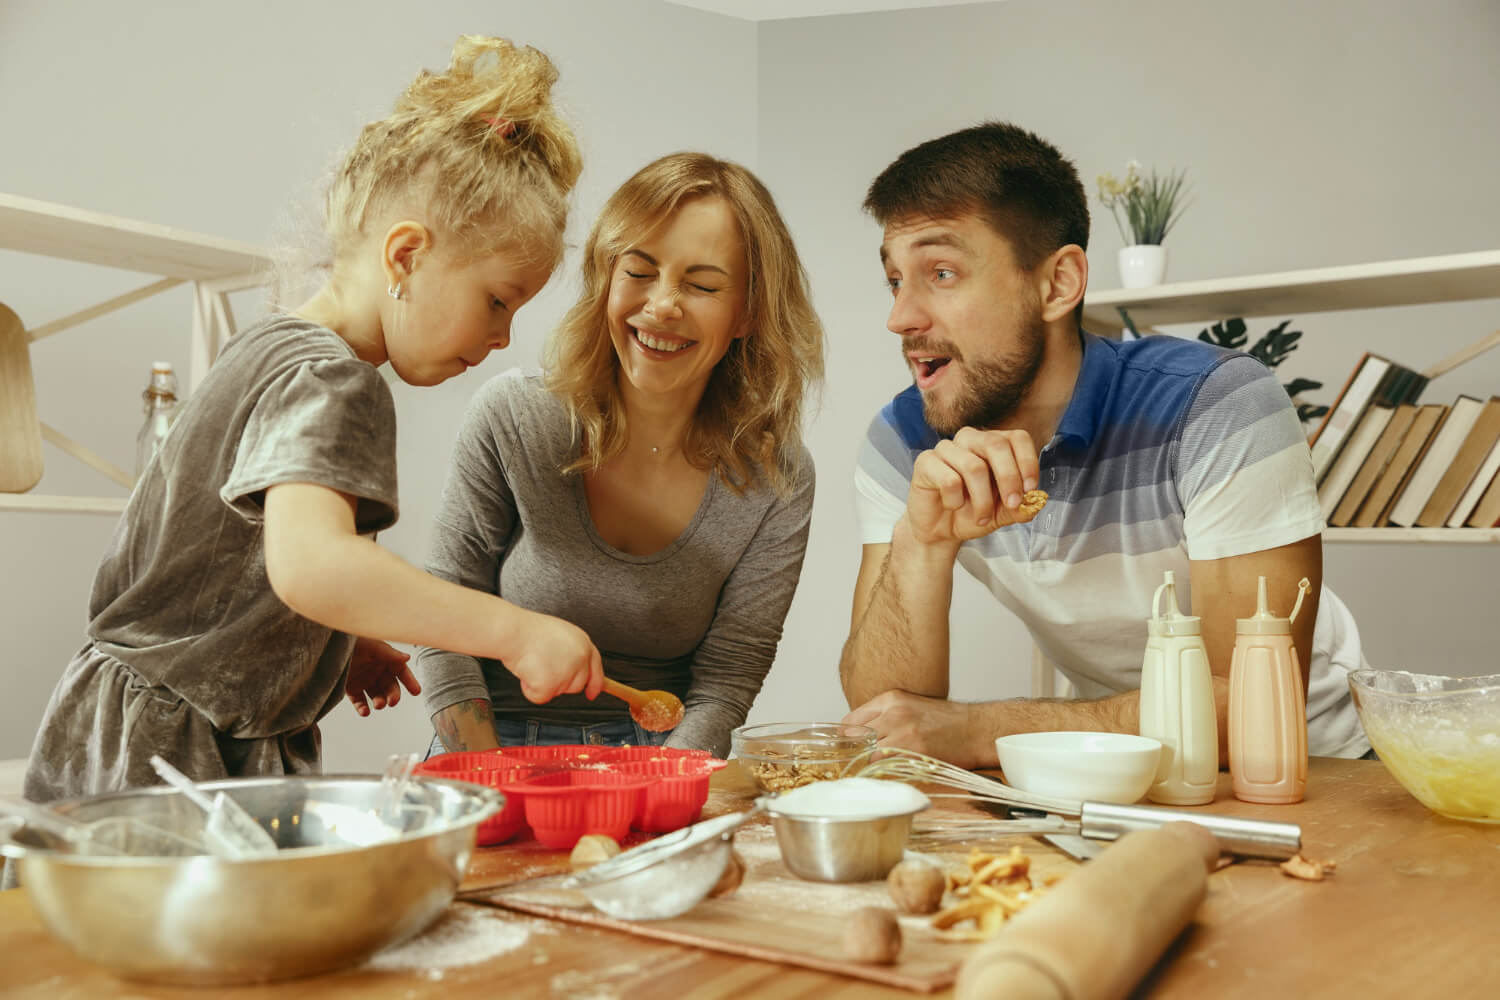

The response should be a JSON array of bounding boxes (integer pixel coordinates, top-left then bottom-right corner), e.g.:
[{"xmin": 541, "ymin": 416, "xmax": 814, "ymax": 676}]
[{"xmin": 1310, "ymin": 352, "xmax": 1500, "ymax": 528}]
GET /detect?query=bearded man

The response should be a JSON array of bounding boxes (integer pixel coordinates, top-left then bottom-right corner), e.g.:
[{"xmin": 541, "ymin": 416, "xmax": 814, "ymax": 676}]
[{"xmin": 840, "ymin": 122, "xmax": 1372, "ymax": 768}]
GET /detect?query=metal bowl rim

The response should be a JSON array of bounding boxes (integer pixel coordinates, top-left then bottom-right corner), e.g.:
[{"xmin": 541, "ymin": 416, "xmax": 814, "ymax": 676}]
[
  {"xmin": 765, "ymin": 803, "xmax": 927, "ymax": 825},
  {"xmin": 0, "ymin": 773, "xmax": 501, "ymax": 864}
]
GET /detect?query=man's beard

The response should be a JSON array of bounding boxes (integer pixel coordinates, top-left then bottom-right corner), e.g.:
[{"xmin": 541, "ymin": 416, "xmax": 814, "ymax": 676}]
[{"xmin": 920, "ymin": 313, "xmax": 1047, "ymax": 437}]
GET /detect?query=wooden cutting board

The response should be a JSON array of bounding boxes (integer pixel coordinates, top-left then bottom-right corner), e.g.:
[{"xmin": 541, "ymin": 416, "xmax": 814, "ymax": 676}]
[
  {"xmin": 0, "ymin": 302, "xmax": 44, "ymax": 492},
  {"xmin": 467, "ymin": 817, "xmax": 1076, "ymax": 993}
]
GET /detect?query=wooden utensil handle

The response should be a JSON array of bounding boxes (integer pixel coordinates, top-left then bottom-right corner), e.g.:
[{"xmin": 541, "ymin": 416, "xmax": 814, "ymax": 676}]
[
  {"xmin": 955, "ymin": 822, "xmax": 1220, "ymax": 1000},
  {"xmin": 599, "ymin": 678, "xmax": 643, "ymax": 707}
]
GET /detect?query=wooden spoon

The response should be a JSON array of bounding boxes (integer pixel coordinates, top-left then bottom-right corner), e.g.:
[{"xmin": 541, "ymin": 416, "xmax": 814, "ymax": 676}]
[
  {"xmin": 0, "ymin": 302, "xmax": 43, "ymax": 493},
  {"xmin": 601, "ymin": 678, "xmax": 684, "ymax": 733}
]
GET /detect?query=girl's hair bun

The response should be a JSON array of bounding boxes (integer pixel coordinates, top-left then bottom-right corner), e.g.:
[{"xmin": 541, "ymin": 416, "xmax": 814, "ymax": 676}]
[{"xmin": 324, "ymin": 34, "xmax": 582, "ymax": 266}]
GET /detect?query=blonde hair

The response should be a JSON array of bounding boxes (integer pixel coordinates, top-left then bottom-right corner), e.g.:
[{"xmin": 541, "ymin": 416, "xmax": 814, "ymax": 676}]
[
  {"xmin": 324, "ymin": 35, "xmax": 582, "ymax": 269},
  {"xmin": 545, "ymin": 153, "xmax": 824, "ymax": 497}
]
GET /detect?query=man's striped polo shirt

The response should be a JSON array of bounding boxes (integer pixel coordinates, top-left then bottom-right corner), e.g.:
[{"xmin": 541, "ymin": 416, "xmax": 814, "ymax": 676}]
[{"xmin": 854, "ymin": 331, "xmax": 1369, "ymax": 758}]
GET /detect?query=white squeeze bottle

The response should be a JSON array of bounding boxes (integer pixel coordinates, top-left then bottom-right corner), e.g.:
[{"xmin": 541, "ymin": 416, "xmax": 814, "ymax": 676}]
[
  {"xmin": 1229, "ymin": 576, "xmax": 1311, "ymax": 804},
  {"xmin": 1138, "ymin": 570, "xmax": 1219, "ymax": 805}
]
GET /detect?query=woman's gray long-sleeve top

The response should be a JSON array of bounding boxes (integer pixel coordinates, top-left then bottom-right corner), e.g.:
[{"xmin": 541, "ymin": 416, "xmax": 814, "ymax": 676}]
[{"xmin": 415, "ymin": 369, "xmax": 815, "ymax": 757}]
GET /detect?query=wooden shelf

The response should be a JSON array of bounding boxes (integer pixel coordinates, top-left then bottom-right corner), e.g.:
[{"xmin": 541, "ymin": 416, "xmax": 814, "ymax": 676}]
[
  {"xmin": 1084, "ymin": 249, "xmax": 1500, "ymax": 331},
  {"xmin": 0, "ymin": 495, "xmax": 128, "ymax": 515},
  {"xmin": 1324, "ymin": 527, "xmax": 1500, "ymax": 544},
  {"xmin": 0, "ymin": 192, "xmax": 270, "ymax": 281}
]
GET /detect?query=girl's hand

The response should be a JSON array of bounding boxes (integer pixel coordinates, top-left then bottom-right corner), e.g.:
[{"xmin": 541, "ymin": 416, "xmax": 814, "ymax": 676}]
[
  {"xmin": 507, "ymin": 612, "xmax": 604, "ymax": 704},
  {"xmin": 346, "ymin": 638, "xmax": 421, "ymax": 716}
]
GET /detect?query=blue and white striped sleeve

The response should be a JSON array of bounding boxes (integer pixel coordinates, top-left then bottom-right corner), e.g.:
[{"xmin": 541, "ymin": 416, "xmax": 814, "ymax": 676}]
[
  {"xmin": 1176, "ymin": 356, "xmax": 1324, "ymax": 560},
  {"xmin": 854, "ymin": 408, "xmax": 914, "ymax": 545}
]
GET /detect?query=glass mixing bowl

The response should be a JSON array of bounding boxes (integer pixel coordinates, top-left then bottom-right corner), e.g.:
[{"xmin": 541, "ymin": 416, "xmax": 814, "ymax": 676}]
[
  {"xmin": 730, "ymin": 722, "xmax": 878, "ymax": 794},
  {"xmin": 1349, "ymin": 669, "xmax": 1500, "ymax": 824}
]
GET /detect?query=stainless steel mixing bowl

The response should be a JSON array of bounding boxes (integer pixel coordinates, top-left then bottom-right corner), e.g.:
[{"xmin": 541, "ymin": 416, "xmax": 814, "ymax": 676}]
[
  {"xmin": 0, "ymin": 774, "xmax": 500, "ymax": 985},
  {"xmin": 766, "ymin": 805, "xmax": 924, "ymax": 882}
]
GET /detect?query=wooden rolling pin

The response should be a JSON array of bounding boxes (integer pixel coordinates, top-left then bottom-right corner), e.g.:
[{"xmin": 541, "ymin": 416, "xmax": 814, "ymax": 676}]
[{"xmin": 955, "ymin": 821, "xmax": 1220, "ymax": 1000}]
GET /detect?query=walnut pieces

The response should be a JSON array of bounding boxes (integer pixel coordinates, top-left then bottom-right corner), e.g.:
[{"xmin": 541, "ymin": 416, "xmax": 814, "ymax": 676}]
[
  {"xmin": 739, "ymin": 727, "xmax": 875, "ymax": 793},
  {"xmin": 747, "ymin": 758, "xmax": 845, "ymax": 793},
  {"xmin": 1013, "ymin": 489, "xmax": 1049, "ymax": 524},
  {"xmin": 842, "ymin": 906, "xmax": 903, "ymax": 965},
  {"xmin": 568, "ymin": 834, "xmax": 621, "ymax": 871},
  {"xmin": 886, "ymin": 857, "xmax": 948, "ymax": 915}
]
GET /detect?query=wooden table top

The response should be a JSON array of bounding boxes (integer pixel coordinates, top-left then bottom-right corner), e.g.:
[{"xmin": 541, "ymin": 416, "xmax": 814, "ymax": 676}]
[{"xmin": 1, "ymin": 756, "xmax": 1496, "ymax": 999}]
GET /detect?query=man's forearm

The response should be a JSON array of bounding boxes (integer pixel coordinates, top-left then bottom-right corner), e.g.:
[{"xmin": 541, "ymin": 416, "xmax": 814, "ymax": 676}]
[
  {"xmin": 963, "ymin": 691, "xmax": 1140, "ymax": 767},
  {"xmin": 432, "ymin": 699, "xmax": 500, "ymax": 752},
  {"xmin": 841, "ymin": 518, "xmax": 961, "ymax": 706}
]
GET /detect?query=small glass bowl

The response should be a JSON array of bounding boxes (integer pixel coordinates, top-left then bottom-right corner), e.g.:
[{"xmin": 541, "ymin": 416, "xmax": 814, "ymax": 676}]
[{"xmin": 730, "ymin": 722, "xmax": 878, "ymax": 794}]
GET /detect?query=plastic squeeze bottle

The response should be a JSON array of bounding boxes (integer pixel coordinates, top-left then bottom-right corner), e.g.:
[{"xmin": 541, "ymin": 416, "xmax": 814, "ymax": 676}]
[
  {"xmin": 1228, "ymin": 576, "xmax": 1312, "ymax": 804},
  {"xmin": 1138, "ymin": 570, "xmax": 1218, "ymax": 805}
]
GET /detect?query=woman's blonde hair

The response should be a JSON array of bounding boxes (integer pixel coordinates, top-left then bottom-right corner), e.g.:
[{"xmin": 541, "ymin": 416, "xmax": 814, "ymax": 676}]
[
  {"xmin": 545, "ymin": 153, "xmax": 824, "ymax": 497},
  {"xmin": 324, "ymin": 35, "xmax": 582, "ymax": 269}
]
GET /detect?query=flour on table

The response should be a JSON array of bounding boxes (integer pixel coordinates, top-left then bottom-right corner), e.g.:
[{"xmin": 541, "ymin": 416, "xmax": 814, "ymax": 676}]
[
  {"xmin": 363, "ymin": 904, "xmax": 534, "ymax": 974},
  {"xmin": 550, "ymin": 959, "xmax": 646, "ymax": 999}
]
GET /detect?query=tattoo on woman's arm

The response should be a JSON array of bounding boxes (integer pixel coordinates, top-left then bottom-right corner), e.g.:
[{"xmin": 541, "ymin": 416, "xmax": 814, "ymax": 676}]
[{"xmin": 435, "ymin": 698, "xmax": 494, "ymax": 751}]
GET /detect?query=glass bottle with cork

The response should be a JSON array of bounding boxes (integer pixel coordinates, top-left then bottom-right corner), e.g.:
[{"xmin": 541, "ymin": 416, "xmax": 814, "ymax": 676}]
[{"xmin": 135, "ymin": 361, "xmax": 180, "ymax": 481}]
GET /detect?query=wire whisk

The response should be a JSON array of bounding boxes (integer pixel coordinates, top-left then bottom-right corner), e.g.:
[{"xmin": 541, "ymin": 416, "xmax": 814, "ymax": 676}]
[{"xmin": 849, "ymin": 748, "xmax": 1084, "ymax": 817}]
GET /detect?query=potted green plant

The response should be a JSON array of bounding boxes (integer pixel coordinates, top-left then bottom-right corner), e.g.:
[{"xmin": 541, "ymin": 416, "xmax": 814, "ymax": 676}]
[{"xmin": 1097, "ymin": 162, "xmax": 1190, "ymax": 288}]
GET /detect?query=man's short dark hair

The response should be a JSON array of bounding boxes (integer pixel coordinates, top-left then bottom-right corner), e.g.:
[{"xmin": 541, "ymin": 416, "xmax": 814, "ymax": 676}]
[{"xmin": 864, "ymin": 122, "xmax": 1090, "ymax": 271}]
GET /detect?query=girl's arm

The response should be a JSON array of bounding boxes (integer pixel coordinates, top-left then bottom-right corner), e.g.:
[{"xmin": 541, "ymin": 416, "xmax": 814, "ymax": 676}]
[{"xmin": 262, "ymin": 481, "xmax": 603, "ymax": 705}]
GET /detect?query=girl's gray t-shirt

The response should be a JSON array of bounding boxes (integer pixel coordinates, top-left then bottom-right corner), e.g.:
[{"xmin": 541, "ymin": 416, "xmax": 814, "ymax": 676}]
[
  {"xmin": 86, "ymin": 314, "xmax": 399, "ymax": 744},
  {"xmin": 416, "ymin": 369, "xmax": 814, "ymax": 756}
]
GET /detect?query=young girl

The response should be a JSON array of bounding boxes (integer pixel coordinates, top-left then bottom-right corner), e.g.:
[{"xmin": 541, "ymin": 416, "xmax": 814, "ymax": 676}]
[
  {"xmin": 417, "ymin": 153, "xmax": 825, "ymax": 758},
  {"xmin": 20, "ymin": 36, "xmax": 604, "ymax": 807}
]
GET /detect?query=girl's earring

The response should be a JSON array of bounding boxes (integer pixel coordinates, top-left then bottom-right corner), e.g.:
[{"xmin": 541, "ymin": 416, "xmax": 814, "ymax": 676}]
[{"xmin": 387, "ymin": 282, "xmax": 403, "ymax": 301}]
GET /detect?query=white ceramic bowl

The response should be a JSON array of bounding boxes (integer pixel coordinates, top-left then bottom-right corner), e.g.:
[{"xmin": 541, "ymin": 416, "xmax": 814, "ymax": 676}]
[{"xmin": 994, "ymin": 732, "xmax": 1162, "ymax": 805}]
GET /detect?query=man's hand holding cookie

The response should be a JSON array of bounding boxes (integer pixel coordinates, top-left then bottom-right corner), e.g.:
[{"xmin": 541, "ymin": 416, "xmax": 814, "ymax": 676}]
[{"xmin": 906, "ymin": 427, "xmax": 1048, "ymax": 547}]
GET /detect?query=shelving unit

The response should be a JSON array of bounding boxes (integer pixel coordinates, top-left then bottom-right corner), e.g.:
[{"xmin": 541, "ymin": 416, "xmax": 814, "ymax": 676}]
[
  {"xmin": 0, "ymin": 192, "xmax": 273, "ymax": 515},
  {"xmin": 1082, "ymin": 249, "xmax": 1500, "ymax": 545}
]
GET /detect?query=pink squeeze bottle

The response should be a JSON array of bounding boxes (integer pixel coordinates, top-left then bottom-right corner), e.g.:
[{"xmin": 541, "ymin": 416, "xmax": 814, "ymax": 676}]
[{"xmin": 1228, "ymin": 576, "xmax": 1311, "ymax": 804}]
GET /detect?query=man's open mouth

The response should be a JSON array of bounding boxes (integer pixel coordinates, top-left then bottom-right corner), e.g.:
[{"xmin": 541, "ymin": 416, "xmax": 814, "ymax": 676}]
[{"xmin": 913, "ymin": 356, "xmax": 952, "ymax": 379}]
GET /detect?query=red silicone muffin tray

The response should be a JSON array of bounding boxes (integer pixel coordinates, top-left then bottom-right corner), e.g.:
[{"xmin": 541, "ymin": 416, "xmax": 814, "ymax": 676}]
[
  {"xmin": 415, "ymin": 745, "xmax": 727, "ymax": 848},
  {"xmin": 412, "ymin": 752, "xmax": 541, "ymax": 846}
]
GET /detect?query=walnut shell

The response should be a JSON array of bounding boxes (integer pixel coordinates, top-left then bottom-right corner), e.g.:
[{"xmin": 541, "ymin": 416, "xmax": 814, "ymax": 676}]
[
  {"xmin": 569, "ymin": 834, "xmax": 621, "ymax": 871},
  {"xmin": 886, "ymin": 857, "xmax": 948, "ymax": 915},
  {"xmin": 709, "ymin": 849, "xmax": 745, "ymax": 898},
  {"xmin": 842, "ymin": 906, "xmax": 902, "ymax": 965}
]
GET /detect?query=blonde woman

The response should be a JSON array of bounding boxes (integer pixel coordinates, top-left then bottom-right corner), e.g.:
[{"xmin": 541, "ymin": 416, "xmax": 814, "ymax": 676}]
[{"xmin": 418, "ymin": 153, "xmax": 825, "ymax": 757}]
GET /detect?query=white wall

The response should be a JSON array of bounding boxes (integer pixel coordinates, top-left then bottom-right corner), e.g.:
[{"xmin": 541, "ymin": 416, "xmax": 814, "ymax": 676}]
[
  {"xmin": 4, "ymin": 0, "xmax": 1498, "ymax": 773},
  {"xmin": 0, "ymin": 0, "xmax": 756, "ymax": 769},
  {"xmin": 749, "ymin": 0, "xmax": 1500, "ymax": 733}
]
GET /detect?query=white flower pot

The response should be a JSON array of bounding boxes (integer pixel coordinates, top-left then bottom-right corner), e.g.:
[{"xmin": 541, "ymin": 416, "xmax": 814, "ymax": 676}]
[{"xmin": 1118, "ymin": 244, "xmax": 1168, "ymax": 289}]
